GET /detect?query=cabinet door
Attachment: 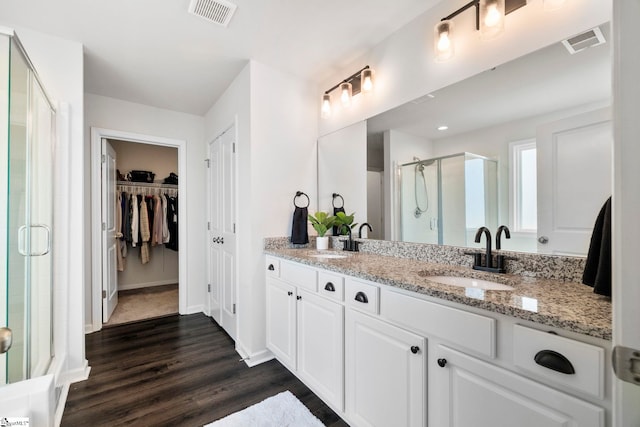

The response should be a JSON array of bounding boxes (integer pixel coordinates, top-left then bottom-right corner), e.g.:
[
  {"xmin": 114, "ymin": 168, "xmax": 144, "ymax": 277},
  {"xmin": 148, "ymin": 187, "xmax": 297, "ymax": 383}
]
[
  {"xmin": 297, "ymin": 289, "xmax": 344, "ymax": 412},
  {"xmin": 430, "ymin": 345, "xmax": 605, "ymax": 427},
  {"xmin": 266, "ymin": 278, "xmax": 296, "ymax": 369},
  {"xmin": 346, "ymin": 309, "xmax": 426, "ymax": 427}
]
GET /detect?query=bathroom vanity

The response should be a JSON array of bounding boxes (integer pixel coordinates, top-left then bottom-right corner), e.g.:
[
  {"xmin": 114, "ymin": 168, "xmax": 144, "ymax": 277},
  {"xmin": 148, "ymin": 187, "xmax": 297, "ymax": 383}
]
[{"xmin": 264, "ymin": 246, "xmax": 611, "ymax": 427}]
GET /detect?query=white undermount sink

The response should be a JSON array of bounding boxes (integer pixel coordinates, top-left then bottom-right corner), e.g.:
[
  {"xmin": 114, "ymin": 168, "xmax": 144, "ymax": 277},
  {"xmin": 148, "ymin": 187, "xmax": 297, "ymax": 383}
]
[
  {"xmin": 425, "ymin": 275, "xmax": 514, "ymax": 291},
  {"xmin": 310, "ymin": 252, "xmax": 349, "ymax": 259}
]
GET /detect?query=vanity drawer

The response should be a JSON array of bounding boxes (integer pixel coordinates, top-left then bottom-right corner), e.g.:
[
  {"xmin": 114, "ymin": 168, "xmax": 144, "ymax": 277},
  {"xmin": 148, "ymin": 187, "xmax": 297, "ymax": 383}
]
[
  {"xmin": 381, "ymin": 289, "xmax": 496, "ymax": 358},
  {"xmin": 513, "ymin": 324, "xmax": 605, "ymax": 399},
  {"xmin": 265, "ymin": 256, "xmax": 280, "ymax": 277},
  {"xmin": 345, "ymin": 278, "xmax": 379, "ymax": 315},
  {"xmin": 318, "ymin": 271, "xmax": 344, "ymax": 302},
  {"xmin": 280, "ymin": 261, "xmax": 317, "ymax": 292}
]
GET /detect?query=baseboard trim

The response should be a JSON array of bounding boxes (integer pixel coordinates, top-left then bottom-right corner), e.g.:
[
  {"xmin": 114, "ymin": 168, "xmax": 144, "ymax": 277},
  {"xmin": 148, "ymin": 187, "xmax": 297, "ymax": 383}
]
[
  {"xmin": 118, "ymin": 279, "xmax": 178, "ymax": 291},
  {"xmin": 237, "ymin": 347, "xmax": 274, "ymax": 367},
  {"xmin": 85, "ymin": 323, "xmax": 95, "ymax": 334},
  {"xmin": 60, "ymin": 359, "xmax": 91, "ymax": 385},
  {"xmin": 184, "ymin": 304, "xmax": 204, "ymax": 315}
]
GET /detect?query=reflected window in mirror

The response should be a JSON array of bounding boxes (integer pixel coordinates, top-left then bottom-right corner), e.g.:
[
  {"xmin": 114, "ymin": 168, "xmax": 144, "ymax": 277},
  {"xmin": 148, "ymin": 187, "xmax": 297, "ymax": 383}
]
[{"xmin": 510, "ymin": 139, "xmax": 537, "ymax": 233}]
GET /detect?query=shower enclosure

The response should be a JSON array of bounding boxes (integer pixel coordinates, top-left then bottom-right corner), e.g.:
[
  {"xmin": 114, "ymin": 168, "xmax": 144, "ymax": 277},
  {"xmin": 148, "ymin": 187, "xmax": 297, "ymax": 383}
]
[
  {"xmin": 0, "ymin": 31, "xmax": 55, "ymax": 385},
  {"xmin": 400, "ymin": 153, "xmax": 498, "ymax": 246}
]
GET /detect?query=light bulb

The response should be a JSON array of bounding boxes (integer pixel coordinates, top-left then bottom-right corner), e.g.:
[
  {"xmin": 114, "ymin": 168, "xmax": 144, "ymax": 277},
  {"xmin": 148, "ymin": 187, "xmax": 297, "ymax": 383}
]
[
  {"xmin": 434, "ymin": 20, "xmax": 454, "ymax": 62},
  {"xmin": 321, "ymin": 93, "xmax": 331, "ymax": 118},
  {"xmin": 437, "ymin": 31, "xmax": 451, "ymax": 51},
  {"xmin": 479, "ymin": 0, "xmax": 504, "ymax": 39},
  {"xmin": 484, "ymin": 4, "xmax": 501, "ymax": 27},
  {"xmin": 340, "ymin": 82, "xmax": 352, "ymax": 107},
  {"xmin": 361, "ymin": 68, "xmax": 374, "ymax": 93}
]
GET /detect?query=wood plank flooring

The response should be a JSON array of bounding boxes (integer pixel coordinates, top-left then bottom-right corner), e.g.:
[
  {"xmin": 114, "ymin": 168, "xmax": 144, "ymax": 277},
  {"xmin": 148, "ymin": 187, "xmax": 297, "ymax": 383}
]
[{"xmin": 62, "ymin": 313, "xmax": 349, "ymax": 427}]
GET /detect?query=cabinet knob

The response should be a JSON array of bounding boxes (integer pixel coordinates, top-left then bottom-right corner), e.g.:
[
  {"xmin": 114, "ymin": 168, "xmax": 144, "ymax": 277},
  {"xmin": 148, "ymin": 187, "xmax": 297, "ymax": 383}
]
[
  {"xmin": 354, "ymin": 291, "xmax": 368, "ymax": 304},
  {"xmin": 268, "ymin": 264, "xmax": 275, "ymax": 271},
  {"xmin": 437, "ymin": 358, "xmax": 447, "ymax": 368},
  {"xmin": 324, "ymin": 282, "xmax": 335, "ymax": 292},
  {"xmin": 410, "ymin": 346, "xmax": 420, "ymax": 354},
  {"xmin": 213, "ymin": 237, "xmax": 218, "ymax": 243},
  {"xmin": 220, "ymin": 237, "xmax": 224, "ymax": 244},
  {"xmin": 296, "ymin": 295, "xmax": 302, "ymax": 300},
  {"xmin": 534, "ymin": 350, "xmax": 575, "ymax": 375},
  {"xmin": 287, "ymin": 291, "xmax": 293, "ymax": 296}
]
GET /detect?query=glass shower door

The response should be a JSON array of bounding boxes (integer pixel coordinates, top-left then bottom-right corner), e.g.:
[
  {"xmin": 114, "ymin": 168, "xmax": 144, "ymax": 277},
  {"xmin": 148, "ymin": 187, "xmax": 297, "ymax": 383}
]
[{"xmin": 2, "ymin": 34, "xmax": 54, "ymax": 384}]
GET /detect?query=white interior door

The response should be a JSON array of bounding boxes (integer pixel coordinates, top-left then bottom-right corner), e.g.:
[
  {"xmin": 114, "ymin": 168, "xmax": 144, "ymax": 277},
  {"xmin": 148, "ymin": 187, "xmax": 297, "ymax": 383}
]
[
  {"xmin": 208, "ymin": 139, "xmax": 221, "ymax": 323},
  {"xmin": 101, "ymin": 139, "xmax": 118, "ymax": 322},
  {"xmin": 220, "ymin": 128, "xmax": 236, "ymax": 340},
  {"xmin": 536, "ymin": 108, "xmax": 612, "ymax": 255},
  {"xmin": 208, "ymin": 126, "xmax": 236, "ymax": 340}
]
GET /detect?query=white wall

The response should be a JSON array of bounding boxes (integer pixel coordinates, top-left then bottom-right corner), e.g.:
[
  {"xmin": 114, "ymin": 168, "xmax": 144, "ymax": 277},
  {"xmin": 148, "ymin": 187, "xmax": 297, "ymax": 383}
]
[
  {"xmin": 318, "ymin": 0, "xmax": 611, "ymax": 136},
  {"xmin": 84, "ymin": 94, "xmax": 206, "ymax": 326},
  {"xmin": 204, "ymin": 60, "xmax": 317, "ymax": 362}
]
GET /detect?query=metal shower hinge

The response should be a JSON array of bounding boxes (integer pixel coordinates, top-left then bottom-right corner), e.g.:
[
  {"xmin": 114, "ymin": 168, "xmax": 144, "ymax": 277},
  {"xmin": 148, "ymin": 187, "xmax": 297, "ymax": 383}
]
[{"xmin": 612, "ymin": 346, "xmax": 640, "ymax": 386}]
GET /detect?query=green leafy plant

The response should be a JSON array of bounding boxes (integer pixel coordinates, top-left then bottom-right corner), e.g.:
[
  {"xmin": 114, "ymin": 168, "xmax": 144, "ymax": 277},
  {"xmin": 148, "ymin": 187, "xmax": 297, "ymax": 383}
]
[
  {"xmin": 308, "ymin": 211, "xmax": 336, "ymax": 237},
  {"xmin": 334, "ymin": 211, "xmax": 358, "ymax": 235}
]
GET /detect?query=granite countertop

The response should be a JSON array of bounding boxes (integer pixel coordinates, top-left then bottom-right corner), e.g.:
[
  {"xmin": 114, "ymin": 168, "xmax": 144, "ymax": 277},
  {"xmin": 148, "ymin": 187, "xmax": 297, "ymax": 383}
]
[{"xmin": 265, "ymin": 248, "xmax": 612, "ymax": 341}]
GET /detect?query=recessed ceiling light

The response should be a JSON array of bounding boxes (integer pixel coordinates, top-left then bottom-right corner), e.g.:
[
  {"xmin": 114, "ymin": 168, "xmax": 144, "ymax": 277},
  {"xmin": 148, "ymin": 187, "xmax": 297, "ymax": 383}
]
[{"xmin": 437, "ymin": 125, "xmax": 449, "ymax": 131}]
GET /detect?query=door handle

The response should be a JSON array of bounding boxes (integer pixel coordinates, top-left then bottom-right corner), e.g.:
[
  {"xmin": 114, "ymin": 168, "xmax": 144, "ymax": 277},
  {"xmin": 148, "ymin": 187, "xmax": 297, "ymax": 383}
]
[
  {"xmin": 18, "ymin": 225, "xmax": 28, "ymax": 256},
  {"xmin": 31, "ymin": 224, "xmax": 51, "ymax": 256},
  {"xmin": 0, "ymin": 327, "xmax": 12, "ymax": 354},
  {"xmin": 220, "ymin": 237, "xmax": 224, "ymax": 244}
]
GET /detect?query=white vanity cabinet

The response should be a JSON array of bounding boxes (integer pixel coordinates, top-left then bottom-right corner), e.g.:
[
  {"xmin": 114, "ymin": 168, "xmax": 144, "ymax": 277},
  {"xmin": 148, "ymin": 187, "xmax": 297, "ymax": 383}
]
[
  {"xmin": 345, "ymin": 308, "xmax": 426, "ymax": 427},
  {"xmin": 265, "ymin": 254, "xmax": 611, "ymax": 427},
  {"xmin": 265, "ymin": 257, "xmax": 345, "ymax": 411},
  {"xmin": 430, "ymin": 345, "xmax": 605, "ymax": 427}
]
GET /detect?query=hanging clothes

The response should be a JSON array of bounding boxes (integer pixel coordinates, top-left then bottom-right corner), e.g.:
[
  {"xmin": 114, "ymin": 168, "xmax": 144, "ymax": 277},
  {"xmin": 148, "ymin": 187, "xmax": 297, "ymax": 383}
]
[
  {"xmin": 139, "ymin": 196, "xmax": 151, "ymax": 264},
  {"xmin": 115, "ymin": 192, "xmax": 126, "ymax": 272},
  {"xmin": 161, "ymin": 194, "xmax": 170, "ymax": 244},
  {"xmin": 152, "ymin": 195, "xmax": 163, "ymax": 246},
  {"xmin": 131, "ymin": 193, "xmax": 139, "ymax": 247},
  {"xmin": 165, "ymin": 194, "xmax": 179, "ymax": 251}
]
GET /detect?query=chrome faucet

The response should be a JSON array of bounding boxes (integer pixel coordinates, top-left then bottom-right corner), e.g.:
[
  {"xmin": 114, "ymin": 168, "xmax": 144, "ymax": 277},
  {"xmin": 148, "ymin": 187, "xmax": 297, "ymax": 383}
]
[
  {"xmin": 358, "ymin": 223, "xmax": 372, "ymax": 238},
  {"xmin": 474, "ymin": 226, "xmax": 493, "ymax": 269}
]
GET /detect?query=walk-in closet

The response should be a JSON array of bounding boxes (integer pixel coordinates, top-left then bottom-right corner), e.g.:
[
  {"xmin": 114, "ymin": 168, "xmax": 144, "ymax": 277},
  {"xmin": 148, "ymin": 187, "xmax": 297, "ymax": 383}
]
[{"xmin": 104, "ymin": 139, "xmax": 179, "ymax": 326}]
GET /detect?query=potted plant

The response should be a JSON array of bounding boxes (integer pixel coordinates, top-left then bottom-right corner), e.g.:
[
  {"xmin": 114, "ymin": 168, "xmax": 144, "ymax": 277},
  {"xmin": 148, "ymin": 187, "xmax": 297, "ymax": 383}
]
[{"xmin": 308, "ymin": 211, "xmax": 336, "ymax": 250}]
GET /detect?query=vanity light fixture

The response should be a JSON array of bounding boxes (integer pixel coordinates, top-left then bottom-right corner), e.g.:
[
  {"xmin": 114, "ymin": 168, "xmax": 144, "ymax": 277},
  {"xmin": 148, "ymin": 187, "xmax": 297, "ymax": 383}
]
[
  {"xmin": 437, "ymin": 125, "xmax": 449, "ymax": 131},
  {"xmin": 434, "ymin": 0, "xmax": 526, "ymax": 61},
  {"xmin": 320, "ymin": 65, "xmax": 373, "ymax": 116}
]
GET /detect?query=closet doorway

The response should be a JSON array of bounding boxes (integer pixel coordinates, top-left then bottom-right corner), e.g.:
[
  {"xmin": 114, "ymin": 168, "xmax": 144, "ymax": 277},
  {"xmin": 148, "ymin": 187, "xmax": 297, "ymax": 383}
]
[{"xmin": 90, "ymin": 128, "xmax": 187, "ymax": 332}]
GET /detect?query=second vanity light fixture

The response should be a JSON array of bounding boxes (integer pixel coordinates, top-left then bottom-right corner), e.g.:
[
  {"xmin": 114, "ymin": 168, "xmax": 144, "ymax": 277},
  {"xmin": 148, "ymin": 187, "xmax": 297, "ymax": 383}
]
[
  {"xmin": 321, "ymin": 65, "xmax": 374, "ymax": 118},
  {"xmin": 435, "ymin": 0, "xmax": 573, "ymax": 62},
  {"xmin": 435, "ymin": 0, "xmax": 567, "ymax": 61}
]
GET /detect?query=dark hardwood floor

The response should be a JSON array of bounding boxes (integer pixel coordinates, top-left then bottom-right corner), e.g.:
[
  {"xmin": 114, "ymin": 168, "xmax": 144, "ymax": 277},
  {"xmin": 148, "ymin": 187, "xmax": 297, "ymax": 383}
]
[{"xmin": 62, "ymin": 313, "xmax": 349, "ymax": 427}]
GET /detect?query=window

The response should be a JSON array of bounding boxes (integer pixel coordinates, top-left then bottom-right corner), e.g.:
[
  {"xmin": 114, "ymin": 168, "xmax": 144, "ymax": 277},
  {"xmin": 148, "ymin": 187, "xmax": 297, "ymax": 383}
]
[{"xmin": 510, "ymin": 140, "xmax": 537, "ymax": 232}]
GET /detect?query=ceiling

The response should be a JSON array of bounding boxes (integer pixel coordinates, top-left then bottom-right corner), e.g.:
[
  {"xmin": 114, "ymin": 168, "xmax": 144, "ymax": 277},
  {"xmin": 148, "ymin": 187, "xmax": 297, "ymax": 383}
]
[
  {"xmin": 0, "ymin": 0, "xmax": 439, "ymax": 115},
  {"xmin": 367, "ymin": 24, "xmax": 611, "ymax": 142}
]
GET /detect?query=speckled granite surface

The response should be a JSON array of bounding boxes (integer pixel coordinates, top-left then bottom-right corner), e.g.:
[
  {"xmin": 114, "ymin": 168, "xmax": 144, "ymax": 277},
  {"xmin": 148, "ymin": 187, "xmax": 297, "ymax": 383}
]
[{"xmin": 264, "ymin": 246, "xmax": 612, "ymax": 341}]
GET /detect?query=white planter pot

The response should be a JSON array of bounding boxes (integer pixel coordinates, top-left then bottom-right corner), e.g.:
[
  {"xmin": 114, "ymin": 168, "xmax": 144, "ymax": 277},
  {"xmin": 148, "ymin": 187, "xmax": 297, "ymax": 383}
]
[{"xmin": 316, "ymin": 236, "xmax": 329, "ymax": 250}]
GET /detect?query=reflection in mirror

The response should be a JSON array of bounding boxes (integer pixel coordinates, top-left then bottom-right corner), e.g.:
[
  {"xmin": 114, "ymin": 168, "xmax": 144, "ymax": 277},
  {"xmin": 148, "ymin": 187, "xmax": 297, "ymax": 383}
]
[
  {"xmin": 400, "ymin": 153, "xmax": 498, "ymax": 247},
  {"xmin": 359, "ymin": 23, "xmax": 612, "ymax": 255}
]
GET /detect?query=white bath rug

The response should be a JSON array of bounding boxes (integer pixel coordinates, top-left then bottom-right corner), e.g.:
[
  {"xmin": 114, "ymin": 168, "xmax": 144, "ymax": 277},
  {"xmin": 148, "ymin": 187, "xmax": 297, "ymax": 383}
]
[{"xmin": 204, "ymin": 390, "xmax": 325, "ymax": 427}]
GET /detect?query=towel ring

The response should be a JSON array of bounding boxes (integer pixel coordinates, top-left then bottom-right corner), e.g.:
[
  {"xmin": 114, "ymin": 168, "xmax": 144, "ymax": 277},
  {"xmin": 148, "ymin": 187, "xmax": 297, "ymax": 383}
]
[
  {"xmin": 332, "ymin": 193, "xmax": 344, "ymax": 209},
  {"xmin": 294, "ymin": 191, "xmax": 310, "ymax": 208}
]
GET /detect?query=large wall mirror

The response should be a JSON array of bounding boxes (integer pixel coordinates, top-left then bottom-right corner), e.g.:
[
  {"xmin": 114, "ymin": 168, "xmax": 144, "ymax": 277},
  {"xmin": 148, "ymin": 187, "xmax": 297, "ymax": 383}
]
[{"xmin": 318, "ymin": 23, "xmax": 611, "ymax": 256}]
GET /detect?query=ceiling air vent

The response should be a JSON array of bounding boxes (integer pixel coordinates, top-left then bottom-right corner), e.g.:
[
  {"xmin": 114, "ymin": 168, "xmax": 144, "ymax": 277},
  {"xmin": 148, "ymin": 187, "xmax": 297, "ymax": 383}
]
[
  {"xmin": 188, "ymin": 0, "xmax": 237, "ymax": 27},
  {"xmin": 562, "ymin": 27, "xmax": 606, "ymax": 54}
]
